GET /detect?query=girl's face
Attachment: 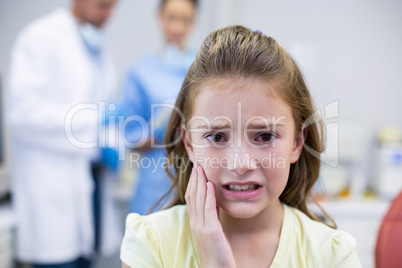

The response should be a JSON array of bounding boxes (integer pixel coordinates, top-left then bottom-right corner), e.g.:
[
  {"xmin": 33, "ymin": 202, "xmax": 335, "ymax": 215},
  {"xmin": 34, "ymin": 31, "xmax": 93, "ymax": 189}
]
[
  {"xmin": 183, "ymin": 78, "xmax": 305, "ymax": 219},
  {"xmin": 159, "ymin": 0, "xmax": 196, "ymax": 47}
]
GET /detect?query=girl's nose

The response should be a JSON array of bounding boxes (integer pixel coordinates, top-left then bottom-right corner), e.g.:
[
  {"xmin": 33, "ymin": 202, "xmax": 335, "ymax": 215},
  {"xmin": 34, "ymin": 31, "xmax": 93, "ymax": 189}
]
[{"xmin": 227, "ymin": 145, "xmax": 257, "ymax": 176}]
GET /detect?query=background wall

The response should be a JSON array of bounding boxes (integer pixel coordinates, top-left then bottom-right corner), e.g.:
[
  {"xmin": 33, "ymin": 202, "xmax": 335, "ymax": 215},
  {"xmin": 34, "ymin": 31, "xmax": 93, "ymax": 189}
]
[
  {"xmin": 0, "ymin": 0, "xmax": 401, "ymax": 189},
  {"xmin": 236, "ymin": 0, "xmax": 402, "ymax": 134}
]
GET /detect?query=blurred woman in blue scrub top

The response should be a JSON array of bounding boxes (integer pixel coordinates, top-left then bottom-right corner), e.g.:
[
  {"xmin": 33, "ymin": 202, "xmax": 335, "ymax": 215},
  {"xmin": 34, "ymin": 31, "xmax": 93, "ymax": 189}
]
[{"xmin": 121, "ymin": 0, "xmax": 198, "ymax": 215}]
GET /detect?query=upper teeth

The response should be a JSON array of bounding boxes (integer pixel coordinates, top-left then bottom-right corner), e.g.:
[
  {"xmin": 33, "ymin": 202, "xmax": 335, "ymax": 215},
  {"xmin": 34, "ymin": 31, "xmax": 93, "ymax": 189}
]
[{"xmin": 227, "ymin": 184, "xmax": 258, "ymax": 191}]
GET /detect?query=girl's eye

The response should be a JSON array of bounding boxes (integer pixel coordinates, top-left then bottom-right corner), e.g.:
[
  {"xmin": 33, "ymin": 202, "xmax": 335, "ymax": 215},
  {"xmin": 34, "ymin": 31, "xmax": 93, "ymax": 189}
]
[
  {"xmin": 256, "ymin": 133, "xmax": 276, "ymax": 142},
  {"xmin": 206, "ymin": 133, "xmax": 227, "ymax": 143}
]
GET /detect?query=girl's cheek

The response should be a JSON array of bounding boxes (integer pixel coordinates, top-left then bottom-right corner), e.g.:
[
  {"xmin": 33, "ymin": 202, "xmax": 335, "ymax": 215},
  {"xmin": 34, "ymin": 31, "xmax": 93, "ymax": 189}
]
[
  {"xmin": 194, "ymin": 148, "xmax": 225, "ymax": 183},
  {"xmin": 246, "ymin": 143, "xmax": 290, "ymax": 169}
]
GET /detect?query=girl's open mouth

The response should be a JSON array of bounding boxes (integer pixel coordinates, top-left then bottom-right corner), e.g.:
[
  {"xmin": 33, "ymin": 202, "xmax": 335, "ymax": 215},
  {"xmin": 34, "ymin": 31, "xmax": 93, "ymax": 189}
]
[
  {"xmin": 224, "ymin": 184, "xmax": 261, "ymax": 191},
  {"xmin": 222, "ymin": 183, "xmax": 263, "ymax": 199}
]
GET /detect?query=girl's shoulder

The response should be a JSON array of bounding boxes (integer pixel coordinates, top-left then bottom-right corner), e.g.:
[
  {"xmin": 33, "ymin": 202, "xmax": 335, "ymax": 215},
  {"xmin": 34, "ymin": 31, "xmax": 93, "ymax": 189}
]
[
  {"xmin": 274, "ymin": 204, "xmax": 362, "ymax": 268},
  {"xmin": 286, "ymin": 204, "xmax": 351, "ymax": 237},
  {"xmin": 288, "ymin": 204, "xmax": 356, "ymax": 247},
  {"xmin": 121, "ymin": 205, "xmax": 201, "ymax": 268},
  {"xmin": 130, "ymin": 204, "xmax": 190, "ymax": 234}
]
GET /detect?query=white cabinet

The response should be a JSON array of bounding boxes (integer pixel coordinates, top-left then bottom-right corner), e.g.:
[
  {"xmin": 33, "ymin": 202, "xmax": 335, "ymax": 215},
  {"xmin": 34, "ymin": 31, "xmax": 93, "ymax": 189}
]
[{"xmin": 0, "ymin": 204, "xmax": 15, "ymax": 268}]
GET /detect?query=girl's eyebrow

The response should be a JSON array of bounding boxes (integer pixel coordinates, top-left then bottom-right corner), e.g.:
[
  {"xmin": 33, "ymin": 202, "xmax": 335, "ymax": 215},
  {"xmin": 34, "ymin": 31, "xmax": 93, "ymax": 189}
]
[
  {"xmin": 246, "ymin": 122, "xmax": 285, "ymax": 129},
  {"xmin": 192, "ymin": 122, "xmax": 285, "ymax": 130},
  {"xmin": 194, "ymin": 122, "xmax": 231, "ymax": 129}
]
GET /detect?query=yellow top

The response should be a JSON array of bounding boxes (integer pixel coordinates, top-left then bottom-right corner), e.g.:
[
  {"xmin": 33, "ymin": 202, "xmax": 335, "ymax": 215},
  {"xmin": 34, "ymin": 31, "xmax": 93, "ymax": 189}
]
[{"xmin": 120, "ymin": 204, "xmax": 362, "ymax": 268}]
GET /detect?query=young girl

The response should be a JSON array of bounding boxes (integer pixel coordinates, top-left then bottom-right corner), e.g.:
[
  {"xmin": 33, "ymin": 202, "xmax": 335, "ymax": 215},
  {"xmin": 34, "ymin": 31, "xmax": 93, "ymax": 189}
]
[{"xmin": 120, "ymin": 25, "xmax": 362, "ymax": 268}]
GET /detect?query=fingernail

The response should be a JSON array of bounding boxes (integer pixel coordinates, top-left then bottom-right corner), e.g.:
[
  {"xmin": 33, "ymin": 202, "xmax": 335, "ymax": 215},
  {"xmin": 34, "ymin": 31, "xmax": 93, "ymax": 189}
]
[
  {"xmin": 206, "ymin": 182, "xmax": 210, "ymax": 189},
  {"xmin": 197, "ymin": 165, "xmax": 202, "ymax": 173}
]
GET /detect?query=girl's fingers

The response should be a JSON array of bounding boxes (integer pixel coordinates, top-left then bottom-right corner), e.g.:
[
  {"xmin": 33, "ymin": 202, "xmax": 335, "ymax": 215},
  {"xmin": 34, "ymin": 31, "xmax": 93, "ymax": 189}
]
[
  {"xmin": 185, "ymin": 162, "xmax": 198, "ymax": 216},
  {"xmin": 195, "ymin": 165, "xmax": 207, "ymax": 224},
  {"xmin": 204, "ymin": 181, "xmax": 219, "ymax": 222}
]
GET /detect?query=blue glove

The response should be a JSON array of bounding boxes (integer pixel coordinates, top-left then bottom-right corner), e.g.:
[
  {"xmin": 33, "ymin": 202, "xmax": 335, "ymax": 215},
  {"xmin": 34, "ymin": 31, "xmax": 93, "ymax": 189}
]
[{"xmin": 101, "ymin": 147, "xmax": 120, "ymax": 171}]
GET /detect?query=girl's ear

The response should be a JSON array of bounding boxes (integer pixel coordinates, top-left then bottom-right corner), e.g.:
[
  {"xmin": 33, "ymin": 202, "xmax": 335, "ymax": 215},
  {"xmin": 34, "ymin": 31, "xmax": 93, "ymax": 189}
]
[
  {"xmin": 181, "ymin": 123, "xmax": 194, "ymax": 162},
  {"xmin": 290, "ymin": 126, "xmax": 307, "ymax": 164}
]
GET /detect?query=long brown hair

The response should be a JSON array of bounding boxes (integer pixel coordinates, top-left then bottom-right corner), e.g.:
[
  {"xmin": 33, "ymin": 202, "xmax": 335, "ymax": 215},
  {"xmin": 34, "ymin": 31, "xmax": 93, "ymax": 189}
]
[{"xmin": 160, "ymin": 25, "xmax": 335, "ymax": 228}]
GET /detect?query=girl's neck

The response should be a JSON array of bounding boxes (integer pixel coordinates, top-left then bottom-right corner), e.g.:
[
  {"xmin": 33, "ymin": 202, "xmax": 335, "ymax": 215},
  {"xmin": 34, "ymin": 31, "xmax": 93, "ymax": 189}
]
[
  {"xmin": 219, "ymin": 200, "xmax": 284, "ymax": 236},
  {"xmin": 219, "ymin": 201, "xmax": 284, "ymax": 268}
]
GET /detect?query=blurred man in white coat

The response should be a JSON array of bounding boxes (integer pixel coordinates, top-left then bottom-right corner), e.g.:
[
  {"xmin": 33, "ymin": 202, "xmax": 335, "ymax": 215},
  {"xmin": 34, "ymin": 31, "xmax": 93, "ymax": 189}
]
[{"xmin": 7, "ymin": 0, "xmax": 119, "ymax": 267}]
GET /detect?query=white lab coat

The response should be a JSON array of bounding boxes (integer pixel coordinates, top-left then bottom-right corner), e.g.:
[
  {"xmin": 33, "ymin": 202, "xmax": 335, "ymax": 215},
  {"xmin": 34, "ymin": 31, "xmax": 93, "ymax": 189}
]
[{"xmin": 7, "ymin": 8, "xmax": 118, "ymax": 263}]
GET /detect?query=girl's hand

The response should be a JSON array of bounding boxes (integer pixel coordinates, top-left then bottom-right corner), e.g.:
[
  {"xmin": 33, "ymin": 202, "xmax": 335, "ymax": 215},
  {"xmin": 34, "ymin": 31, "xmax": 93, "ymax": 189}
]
[{"xmin": 185, "ymin": 162, "xmax": 236, "ymax": 268}]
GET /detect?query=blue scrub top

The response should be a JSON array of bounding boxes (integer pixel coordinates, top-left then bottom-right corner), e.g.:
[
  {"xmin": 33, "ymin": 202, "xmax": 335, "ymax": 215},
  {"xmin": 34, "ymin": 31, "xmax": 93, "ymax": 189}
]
[{"xmin": 121, "ymin": 50, "xmax": 195, "ymax": 215}]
